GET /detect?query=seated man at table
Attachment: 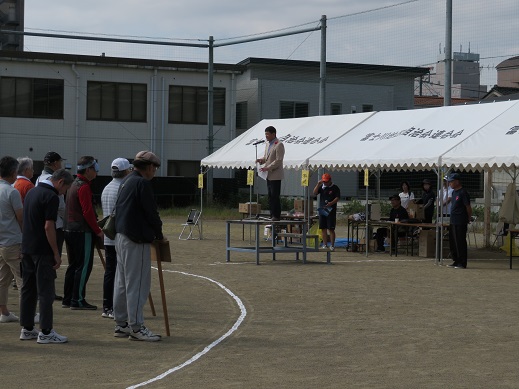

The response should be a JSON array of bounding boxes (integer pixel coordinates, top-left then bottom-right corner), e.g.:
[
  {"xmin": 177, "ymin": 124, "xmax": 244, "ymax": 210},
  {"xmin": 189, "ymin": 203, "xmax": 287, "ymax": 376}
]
[{"xmin": 375, "ymin": 194, "xmax": 409, "ymax": 252}]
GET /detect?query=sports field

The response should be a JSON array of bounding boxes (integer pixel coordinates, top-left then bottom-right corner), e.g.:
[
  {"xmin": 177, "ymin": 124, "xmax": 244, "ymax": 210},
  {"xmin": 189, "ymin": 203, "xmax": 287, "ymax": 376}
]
[{"xmin": 2, "ymin": 218, "xmax": 518, "ymax": 389}]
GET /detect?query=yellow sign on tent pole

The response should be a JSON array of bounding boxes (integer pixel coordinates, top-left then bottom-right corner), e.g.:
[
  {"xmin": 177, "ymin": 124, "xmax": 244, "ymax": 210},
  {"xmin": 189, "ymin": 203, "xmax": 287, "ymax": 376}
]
[
  {"xmin": 247, "ymin": 169, "xmax": 254, "ymax": 186},
  {"xmin": 198, "ymin": 174, "xmax": 204, "ymax": 189},
  {"xmin": 364, "ymin": 169, "xmax": 369, "ymax": 187},
  {"xmin": 301, "ymin": 170, "xmax": 309, "ymax": 187}
]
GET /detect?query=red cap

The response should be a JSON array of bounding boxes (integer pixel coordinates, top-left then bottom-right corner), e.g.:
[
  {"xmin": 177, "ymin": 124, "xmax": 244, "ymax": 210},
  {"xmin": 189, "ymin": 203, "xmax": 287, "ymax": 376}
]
[{"xmin": 321, "ymin": 173, "xmax": 331, "ymax": 182}]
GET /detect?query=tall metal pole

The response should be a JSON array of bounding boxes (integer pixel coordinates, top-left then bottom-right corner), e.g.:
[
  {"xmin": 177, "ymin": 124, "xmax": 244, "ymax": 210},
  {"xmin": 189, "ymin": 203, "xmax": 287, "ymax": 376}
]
[
  {"xmin": 444, "ymin": 0, "xmax": 452, "ymax": 106},
  {"xmin": 319, "ymin": 15, "xmax": 327, "ymax": 116},
  {"xmin": 207, "ymin": 36, "xmax": 214, "ymax": 199}
]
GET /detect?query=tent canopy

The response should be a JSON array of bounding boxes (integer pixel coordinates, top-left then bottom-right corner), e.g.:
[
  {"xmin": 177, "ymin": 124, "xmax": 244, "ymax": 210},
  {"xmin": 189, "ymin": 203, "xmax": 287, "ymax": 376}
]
[
  {"xmin": 201, "ymin": 113, "xmax": 375, "ymax": 170},
  {"xmin": 202, "ymin": 100, "xmax": 519, "ymax": 173},
  {"xmin": 309, "ymin": 100, "xmax": 519, "ymax": 171}
]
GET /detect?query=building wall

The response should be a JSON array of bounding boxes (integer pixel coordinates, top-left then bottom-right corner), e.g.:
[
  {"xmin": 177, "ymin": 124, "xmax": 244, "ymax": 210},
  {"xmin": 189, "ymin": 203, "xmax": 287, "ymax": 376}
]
[{"xmin": 0, "ymin": 57, "xmax": 236, "ymax": 177}]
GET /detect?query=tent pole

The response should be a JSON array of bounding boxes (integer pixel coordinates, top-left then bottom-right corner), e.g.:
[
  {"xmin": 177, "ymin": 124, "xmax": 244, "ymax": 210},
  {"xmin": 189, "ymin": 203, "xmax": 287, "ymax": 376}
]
[
  {"xmin": 365, "ymin": 171, "xmax": 369, "ymax": 257},
  {"xmin": 484, "ymin": 170, "xmax": 492, "ymax": 247}
]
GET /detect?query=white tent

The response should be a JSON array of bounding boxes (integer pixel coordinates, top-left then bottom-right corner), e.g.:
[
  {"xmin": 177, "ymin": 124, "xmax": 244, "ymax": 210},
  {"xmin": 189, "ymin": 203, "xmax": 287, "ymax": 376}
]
[
  {"xmin": 440, "ymin": 100, "xmax": 519, "ymax": 171},
  {"xmin": 201, "ymin": 112, "xmax": 375, "ymax": 170},
  {"xmin": 308, "ymin": 100, "xmax": 519, "ymax": 171}
]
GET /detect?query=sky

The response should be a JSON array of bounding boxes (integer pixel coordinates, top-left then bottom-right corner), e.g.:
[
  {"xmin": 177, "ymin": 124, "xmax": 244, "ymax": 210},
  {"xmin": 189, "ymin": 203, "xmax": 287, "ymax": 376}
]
[{"xmin": 22, "ymin": 0, "xmax": 519, "ymax": 89}]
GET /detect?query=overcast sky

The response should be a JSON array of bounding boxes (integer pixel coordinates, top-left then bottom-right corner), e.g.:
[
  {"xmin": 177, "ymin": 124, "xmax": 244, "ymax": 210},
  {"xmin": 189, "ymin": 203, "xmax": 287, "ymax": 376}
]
[{"xmin": 23, "ymin": 0, "xmax": 519, "ymax": 88}]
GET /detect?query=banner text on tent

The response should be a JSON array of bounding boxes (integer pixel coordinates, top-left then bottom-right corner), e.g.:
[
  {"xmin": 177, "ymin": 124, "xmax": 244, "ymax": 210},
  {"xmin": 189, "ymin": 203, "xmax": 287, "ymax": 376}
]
[{"xmin": 360, "ymin": 127, "xmax": 465, "ymax": 142}]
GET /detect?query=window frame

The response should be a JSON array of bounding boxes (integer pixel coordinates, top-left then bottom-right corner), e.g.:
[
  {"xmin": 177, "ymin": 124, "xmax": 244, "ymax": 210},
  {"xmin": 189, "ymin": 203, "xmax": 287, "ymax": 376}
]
[
  {"xmin": 86, "ymin": 81, "xmax": 147, "ymax": 122},
  {"xmin": 168, "ymin": 85, "xmax": 226, "ymax": 125},
  {"xmin": 0, "ymin": 76, "xmax": 64, "ymax": 119}
]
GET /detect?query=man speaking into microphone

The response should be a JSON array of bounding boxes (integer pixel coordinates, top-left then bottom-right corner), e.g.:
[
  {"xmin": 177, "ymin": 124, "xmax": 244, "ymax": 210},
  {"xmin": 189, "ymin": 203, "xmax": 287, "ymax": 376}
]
[{"xmin": 255, "ymin": 126, "xmax": 285, "ymax": 221}]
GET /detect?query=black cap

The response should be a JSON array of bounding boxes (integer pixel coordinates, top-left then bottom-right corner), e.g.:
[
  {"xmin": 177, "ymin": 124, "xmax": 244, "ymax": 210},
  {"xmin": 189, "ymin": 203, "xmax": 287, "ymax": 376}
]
[
  {"xmin": 389, "ymin": 194, "xmax": 400, "ymax": 201},
  {"xmin": 44, "ymin": 151, "xmax": 65, "ymax": 164},
  {"xmin": 422, "ymin": 179, "xmax": 432, "ymax": 185},
  {"xmin": 447, "ymin": 173, "xmax": 461, "ymax": 182}
]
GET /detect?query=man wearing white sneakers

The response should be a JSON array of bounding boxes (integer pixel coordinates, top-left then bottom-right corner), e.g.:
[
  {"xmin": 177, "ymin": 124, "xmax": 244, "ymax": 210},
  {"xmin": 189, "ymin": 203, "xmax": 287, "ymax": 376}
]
[
  {"xmin": 112, "ymin": 151, "xmax": 165, "ymax": 341},
  {"xmin": 19, "ymin": 169, "xmax": 73, "ymax": 343}
]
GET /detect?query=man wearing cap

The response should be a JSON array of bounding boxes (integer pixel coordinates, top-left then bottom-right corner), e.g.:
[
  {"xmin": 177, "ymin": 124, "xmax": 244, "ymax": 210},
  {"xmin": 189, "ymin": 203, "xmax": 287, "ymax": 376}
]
[
  {"xmin": 447, "ymin": 173, "xmax": 472, "ymax": 269},
  {"xmin": 375, "ymin": 195, "xmax": 409, "ymax": 252},
  {"xmin": 414, "ymin": 179, "xmax": 436, "ymax": 223},
  {"xmin": 255, "ymin": 126, "xmax": 285, "ymax": 221},
  {"xmin": 63, "ymin": 156, "xmax": 103, "ymax": 310},
  {"xmin": 100, "ymin": 158, "xmax": 132, "ymax": 319},
  {"xmin": 36, "ymin": 152, "xmax": 67, "ymax": 272},
  {"xmin": 313, "ymin": 173, "xmax": 340, "ymax": 251},
  {"xmin": 112, "ymin": 151, "xmax": 164, "ymax": 341}
]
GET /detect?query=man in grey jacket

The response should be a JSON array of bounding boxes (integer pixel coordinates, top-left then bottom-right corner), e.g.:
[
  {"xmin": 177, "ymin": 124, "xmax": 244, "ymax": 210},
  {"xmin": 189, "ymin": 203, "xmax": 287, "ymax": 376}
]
[{"xmin": 255, "ymin": 126, "xmax": 285, "ymax": 220}]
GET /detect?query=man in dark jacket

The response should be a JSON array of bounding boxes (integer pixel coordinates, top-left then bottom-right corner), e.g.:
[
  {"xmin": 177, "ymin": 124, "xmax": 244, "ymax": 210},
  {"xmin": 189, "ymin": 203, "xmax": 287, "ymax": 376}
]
[
  {"xmin": 447, "ymin": 173, "xmax": 472, "ymax": 269},
  {"xmin": 112, "ymin": 151, "xmax": 165, "ymax": 342}
]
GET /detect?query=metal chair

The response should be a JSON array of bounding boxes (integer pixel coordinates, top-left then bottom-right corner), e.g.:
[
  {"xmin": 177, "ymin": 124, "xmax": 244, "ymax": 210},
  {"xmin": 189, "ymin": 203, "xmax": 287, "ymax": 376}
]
[{"xmin": 179, "ymin": 209, "xmax": 201, "ymax": 240}]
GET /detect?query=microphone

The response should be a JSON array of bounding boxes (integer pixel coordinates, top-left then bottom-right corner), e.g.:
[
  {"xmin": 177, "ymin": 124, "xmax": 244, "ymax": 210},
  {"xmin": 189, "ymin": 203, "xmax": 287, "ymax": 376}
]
[{"xmin": 252, "ymin": 139, "xmax": 265, "ymax": 145}]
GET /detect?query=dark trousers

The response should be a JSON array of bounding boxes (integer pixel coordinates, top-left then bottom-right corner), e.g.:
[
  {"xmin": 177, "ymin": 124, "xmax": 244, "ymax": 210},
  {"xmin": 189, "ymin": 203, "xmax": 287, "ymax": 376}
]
[
  {"xmin": 376, "ymin": 228, "xmax": 406, "ymax": 251},
  {"xmin": 103, "ymin": 245, "xmax": 117, "ymax": 310},
  {"xmin": 449, "ymin": 223, "xmax": 468, "ymax": 267},
  {"xmin": 63, "ymin": 231, "xmax": 95, "ymax": 306},
  {"xmin": 20, "ymin": 254, "xmax": 56, "ymax": 330},
  {"xmin": 267, "ymin": 179, "xmax": 281, "ymax": 219},
  {"xmin": 56, "ymin": 228, "xmax": 65, "ymax": 256}
]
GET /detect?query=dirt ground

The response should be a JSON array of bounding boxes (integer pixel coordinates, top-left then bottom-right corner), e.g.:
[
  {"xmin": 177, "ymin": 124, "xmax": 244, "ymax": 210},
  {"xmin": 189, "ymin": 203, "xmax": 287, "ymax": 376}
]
[{"xmin": 2, "ymin": 218, "xmax": 519, "ymax": 389}]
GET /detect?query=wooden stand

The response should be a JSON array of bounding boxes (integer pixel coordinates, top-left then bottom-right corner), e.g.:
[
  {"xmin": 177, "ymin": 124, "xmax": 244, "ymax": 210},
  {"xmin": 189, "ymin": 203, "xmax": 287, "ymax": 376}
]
[{"xmin": 150, "ymin": 240, "xmax": 171, "ymax": 336}]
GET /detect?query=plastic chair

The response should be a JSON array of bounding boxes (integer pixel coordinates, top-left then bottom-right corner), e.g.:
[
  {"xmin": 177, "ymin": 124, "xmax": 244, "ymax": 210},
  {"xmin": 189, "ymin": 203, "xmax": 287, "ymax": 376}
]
[
  {"xmin": 467, "ymin": 216, "xmax": 478, "ymax": 248},
  {"xmin": 179, "ymin": 209, "xmax": 201, "ymax": 240}
]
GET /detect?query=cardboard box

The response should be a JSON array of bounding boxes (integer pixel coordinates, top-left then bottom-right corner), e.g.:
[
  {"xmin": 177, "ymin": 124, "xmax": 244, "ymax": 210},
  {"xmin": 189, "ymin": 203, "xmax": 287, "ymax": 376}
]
[
  {"xmin": 370, "ymin": 203, "xmax": 381, "ymax": 220},
  {"xmin": 407, "ymin": 202, "xmax": 425, "ymax": 220},
  {"xmin": 294, "ymin": 199, "xmax": 314, "ymax": 215},
  {"xmin": 151, "ymin": 240, "xmax": 172, "ymax": 262},
  {"xmin": 239, "ymin": 202, "xmax": 261, "ymax": 214},
  {"xmin": 419, "ymin": 229, "xmax": 435, "ymax": 257}
]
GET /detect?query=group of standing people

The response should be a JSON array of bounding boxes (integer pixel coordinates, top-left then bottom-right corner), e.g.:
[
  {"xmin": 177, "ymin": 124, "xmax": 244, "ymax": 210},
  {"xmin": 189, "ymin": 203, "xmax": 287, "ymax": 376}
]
[{"xmin": 0, "ymin": 150, "xmax": 165, "ymax": 343}]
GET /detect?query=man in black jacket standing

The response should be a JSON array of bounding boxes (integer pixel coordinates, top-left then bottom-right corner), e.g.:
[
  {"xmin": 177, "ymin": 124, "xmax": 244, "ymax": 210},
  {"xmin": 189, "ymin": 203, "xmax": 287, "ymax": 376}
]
[
  {"xmin": 112, "ymin": 151, "xmax": 165, "ymax": 342},
  {"xmin": 447, "ymin": 173, "xmax": 472, "ymax": 269}
]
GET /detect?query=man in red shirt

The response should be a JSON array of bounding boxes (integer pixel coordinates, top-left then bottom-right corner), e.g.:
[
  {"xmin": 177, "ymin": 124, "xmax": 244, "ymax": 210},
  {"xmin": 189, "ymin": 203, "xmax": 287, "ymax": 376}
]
[
  {"xmin": 13, "ymin": 157, "xmax": 35, "ymax": 204},
  {"xmin": 63, "ymin": 156, "xmax": 104, "ymax": 310}
]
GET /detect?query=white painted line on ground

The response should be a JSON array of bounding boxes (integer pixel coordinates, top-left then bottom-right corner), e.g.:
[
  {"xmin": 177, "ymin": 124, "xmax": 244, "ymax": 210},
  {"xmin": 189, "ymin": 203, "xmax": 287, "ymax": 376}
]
[{"xmin": 127, "ymin": 270, "xmax": 247, "ymax": 389}]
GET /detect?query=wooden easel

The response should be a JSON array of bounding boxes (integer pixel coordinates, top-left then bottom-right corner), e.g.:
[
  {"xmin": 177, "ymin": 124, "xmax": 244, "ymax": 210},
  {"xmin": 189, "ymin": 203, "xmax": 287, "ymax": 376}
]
[{"xmin": 95, "ymin": 241, "xmax": 163, "ymax": 328}]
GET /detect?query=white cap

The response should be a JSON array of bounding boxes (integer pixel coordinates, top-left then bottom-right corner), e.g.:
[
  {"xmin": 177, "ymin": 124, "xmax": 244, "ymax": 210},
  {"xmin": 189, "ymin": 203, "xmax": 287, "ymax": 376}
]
[{"xmin": 111, "ymin": 158, "xmax": 132, "ymax": 172}]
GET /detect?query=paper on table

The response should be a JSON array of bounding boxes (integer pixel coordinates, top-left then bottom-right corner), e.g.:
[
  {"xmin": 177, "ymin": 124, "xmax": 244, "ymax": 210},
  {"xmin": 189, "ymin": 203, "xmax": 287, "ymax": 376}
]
[{"xmin": 256, "ymin": 162, "xmax": 268, "ymax": 180}]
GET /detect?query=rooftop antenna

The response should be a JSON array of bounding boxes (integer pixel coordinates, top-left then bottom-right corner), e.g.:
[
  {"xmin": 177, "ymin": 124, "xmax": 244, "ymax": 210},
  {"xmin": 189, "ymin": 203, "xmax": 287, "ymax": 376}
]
[
  {"xmin": 468, "ymin": 42, "xmax": 471, "ymax": 53},
  {"xmin": 439, "ymin": 43, "xmax": 441, "ymax": 54}
]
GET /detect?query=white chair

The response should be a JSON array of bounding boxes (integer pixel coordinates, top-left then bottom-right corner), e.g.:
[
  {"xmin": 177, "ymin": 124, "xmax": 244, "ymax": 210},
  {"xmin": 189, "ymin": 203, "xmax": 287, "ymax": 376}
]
[
  {"xmin": 467, "ymin": 215, "xmax": 478, "ymax": 248},
  {"xmin": 179, "ymin": 209, "xmax": 201, "ymax": 240}
]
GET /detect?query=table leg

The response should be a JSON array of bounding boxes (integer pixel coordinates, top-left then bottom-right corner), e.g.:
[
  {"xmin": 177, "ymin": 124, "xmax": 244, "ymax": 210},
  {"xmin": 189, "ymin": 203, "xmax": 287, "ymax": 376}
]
[
  {"xmin": 510, "ymin": 231, "xmax": 513, "ymax": 269},
  {"xmin": 256, "ymin": 223, "xmax": 261, "ymax": 265},
  {"xmin": 226, "ymin": 222, "xmax": 231, "ymax": 262}
]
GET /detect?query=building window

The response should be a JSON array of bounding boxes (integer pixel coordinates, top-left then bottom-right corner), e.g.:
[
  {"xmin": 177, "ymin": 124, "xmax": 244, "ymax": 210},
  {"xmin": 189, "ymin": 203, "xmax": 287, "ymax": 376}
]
[
  {"xmin": 0, "ymin": 77, "xmax": 64, "ymax": 119},
  {"xmin": 280, "ymin": 101, "xmax": 309, "ymax": 119},
  {"xmin": 362, "ymin": 104, "xmax": 374, "ymax": 112},
  {"xmin": 87, "ymin": 81, "xmax": 147, "ymax": 122},
  {"xmin": 169, "ymin": 86, "xmax": 225, "ymax": 125},
  {"xmin": 330, "ymin": 103, "xmax": 342, "ymax": 115},
  {"xmin": 236, "ymin": 101, "xmax": 248, "ymax": 129}
]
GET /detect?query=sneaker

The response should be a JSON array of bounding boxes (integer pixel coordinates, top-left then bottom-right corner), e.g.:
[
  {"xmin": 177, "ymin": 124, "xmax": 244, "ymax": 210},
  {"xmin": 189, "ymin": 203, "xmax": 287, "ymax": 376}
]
[
  {"xmin": 102, "ymin": 309, "xmax": 114, "ymax": 319},
  {"xmin": 114, "ymin": 323, "xmax": 132, "ymax": 338},
  {"xmin": 454, "ymin": 264, "xmax": 467, "ymax": 269},
  {"xmin": 0, "ymin": 312, "xmax": 19, "ymax": 323},
  {"xmin": 447, "ymin": 262, "xmax": 458, "ymax": 268},
  {"xmin": 34, "ymin": 313, "xmax": 40, "ymax": 324},
  {"xmin": 61, "ymin": 303, "xmax": 70, "ymax": 308},
  {"xmin": 70, "ymin": 301, "xmax": 97, "ymax": 310},
  {"xmin": 54, "ymin": 295, "xmax": 64, "ymax": 301},
  {"xmin": 20, "ymin": 328, "xmax": 39, "ymax": 340},
  {"xmin": 320, "ymin": 244, "xmax": 327, "ymax": 250},
  {"xmin": 129, "ymin": 325, "xmax": 161, "ymax": 342},
  {"xmin": 329, "ymin": 246, "xmax": 335, "ymax": 252},
  {"xmin": 37, "ymin": 329, "xmax": 68, "ymax": 344}
]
